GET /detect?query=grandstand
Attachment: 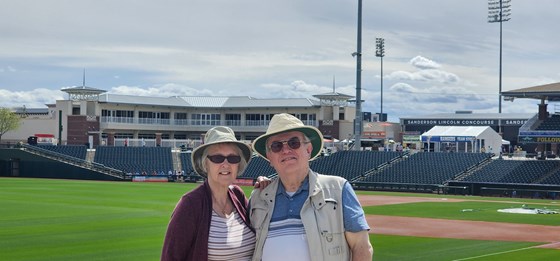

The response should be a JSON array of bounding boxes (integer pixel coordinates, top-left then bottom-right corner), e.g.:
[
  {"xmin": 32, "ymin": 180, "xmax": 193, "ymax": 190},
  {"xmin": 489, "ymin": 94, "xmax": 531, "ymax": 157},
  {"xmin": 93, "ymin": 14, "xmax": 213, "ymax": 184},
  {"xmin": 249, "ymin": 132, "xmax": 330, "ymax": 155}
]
[
  {"xmin": 2, "ymin": 143, "xmax": 560, "ymax": 198},
  {"xmin": 37, "ymin": 144, "xmax": 88, "ymax": 160},
  {"xmin": 362, "ymin": 152, "xmax": 491, "ymax": 185},
  {"xmin": 178, "ymin": 152, "xmax": 203, "ymax": 181},
  {"xmin": 310, "ymin": 151, "xmax": 405, "ymax": 181},
  {"xmin": 241, "ymin": 156, "xmax": 277, "ymax": 179},
  {"xmin": 536, "ymin": 113, "xmax": 560, "ymax": 130},
  {"xmin": 94, "ymin": 146, "xmax": 173, "ymax": 175},
  {"xmin": 462, "ymin": 159, "xmax": 560, "ymax": 184}
]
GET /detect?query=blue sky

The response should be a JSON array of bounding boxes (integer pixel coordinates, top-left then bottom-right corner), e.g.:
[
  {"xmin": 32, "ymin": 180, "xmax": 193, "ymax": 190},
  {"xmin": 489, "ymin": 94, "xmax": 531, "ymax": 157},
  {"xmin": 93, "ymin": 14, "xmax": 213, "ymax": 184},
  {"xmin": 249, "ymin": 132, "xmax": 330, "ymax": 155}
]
[{"xmin": 1, "ymin": 0, "xmax": 559, "ymax": 121}]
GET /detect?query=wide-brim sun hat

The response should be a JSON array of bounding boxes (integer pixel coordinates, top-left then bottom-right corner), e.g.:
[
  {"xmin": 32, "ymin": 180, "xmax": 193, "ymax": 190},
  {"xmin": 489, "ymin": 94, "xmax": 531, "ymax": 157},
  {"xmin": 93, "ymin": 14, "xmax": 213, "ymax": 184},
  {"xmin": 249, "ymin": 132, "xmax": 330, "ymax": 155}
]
[
  {"xmin": 253, "ymin": 113, "xmax": 323, "ymax": 161},
  {"xmin": 192, "ymin": 126, "xmax": 252, "ymax": 177}
]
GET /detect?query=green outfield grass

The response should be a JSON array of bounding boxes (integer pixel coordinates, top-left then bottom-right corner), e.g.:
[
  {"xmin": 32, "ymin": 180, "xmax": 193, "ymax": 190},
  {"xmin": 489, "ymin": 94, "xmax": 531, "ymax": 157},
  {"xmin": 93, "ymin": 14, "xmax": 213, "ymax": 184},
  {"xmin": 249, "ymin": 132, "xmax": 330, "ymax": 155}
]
[
  {"xmin": 364, "ymin": 201, "xmax": 560, "ymax": 226},
  {"xmin": 1, "ymin": 177, "xmax": 559, "ymax": 260}
]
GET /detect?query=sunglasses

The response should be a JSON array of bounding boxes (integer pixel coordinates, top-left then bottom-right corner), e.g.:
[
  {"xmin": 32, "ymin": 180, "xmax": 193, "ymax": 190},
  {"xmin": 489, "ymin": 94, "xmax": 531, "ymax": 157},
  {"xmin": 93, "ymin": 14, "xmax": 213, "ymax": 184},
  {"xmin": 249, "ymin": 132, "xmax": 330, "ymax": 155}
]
[
  {"xmin": 269, "ymin": 137, "xmax": 309, "ymax": 153},
  {"xmin": 207, "ymin": 155, "xmax": 241, "ymax": 164}
]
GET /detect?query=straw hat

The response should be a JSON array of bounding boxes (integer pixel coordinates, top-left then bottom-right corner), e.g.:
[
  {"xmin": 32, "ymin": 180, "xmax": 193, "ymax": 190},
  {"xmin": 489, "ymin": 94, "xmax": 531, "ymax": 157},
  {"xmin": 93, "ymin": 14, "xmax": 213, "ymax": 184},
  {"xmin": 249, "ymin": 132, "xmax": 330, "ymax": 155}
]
[
  {"xmin": 252, "ymin": 113, "xmax": 323, "ymax": 161},
  {"xmin": 192, "ymin": 126, "xmax": 251, "ymax": 177}
]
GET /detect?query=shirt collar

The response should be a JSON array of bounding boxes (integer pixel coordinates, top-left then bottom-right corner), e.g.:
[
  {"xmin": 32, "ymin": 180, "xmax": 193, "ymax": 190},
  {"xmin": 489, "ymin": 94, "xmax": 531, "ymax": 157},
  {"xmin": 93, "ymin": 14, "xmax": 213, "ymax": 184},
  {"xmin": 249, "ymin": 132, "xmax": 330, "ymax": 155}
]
[{"xmin": 277, "ymin": 176, "xmax": 309, "ymax": 197}]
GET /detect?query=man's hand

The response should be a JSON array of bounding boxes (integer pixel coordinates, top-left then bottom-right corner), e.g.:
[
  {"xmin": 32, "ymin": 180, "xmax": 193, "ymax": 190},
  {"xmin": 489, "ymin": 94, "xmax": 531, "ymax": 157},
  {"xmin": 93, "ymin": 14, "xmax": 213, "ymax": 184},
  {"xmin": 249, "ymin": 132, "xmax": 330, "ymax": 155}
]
[{"xmin": 254, "ymin": 176, "xmax": 272, "ymax": 189}]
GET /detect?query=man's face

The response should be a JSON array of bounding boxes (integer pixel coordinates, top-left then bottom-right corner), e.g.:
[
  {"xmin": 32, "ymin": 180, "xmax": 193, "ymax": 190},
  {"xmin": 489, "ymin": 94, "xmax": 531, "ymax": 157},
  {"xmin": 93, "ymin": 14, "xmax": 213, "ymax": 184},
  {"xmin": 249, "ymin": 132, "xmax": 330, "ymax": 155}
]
[{"xmin": 265, "ymin": 131, "xmax": 312, "ymax": 176}]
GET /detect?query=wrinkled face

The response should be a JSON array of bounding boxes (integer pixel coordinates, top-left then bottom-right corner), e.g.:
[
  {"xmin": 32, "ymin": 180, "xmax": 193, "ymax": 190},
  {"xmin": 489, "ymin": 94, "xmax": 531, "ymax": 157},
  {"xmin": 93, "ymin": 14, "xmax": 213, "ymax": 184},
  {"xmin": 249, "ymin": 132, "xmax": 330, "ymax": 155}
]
[
  {"xmin": 265, "ymin": 131, "xmax": 312, "ymax": 177},
  {"xmin": 205, "ymin": 143, "xmax": 241, "ymax": 188}
]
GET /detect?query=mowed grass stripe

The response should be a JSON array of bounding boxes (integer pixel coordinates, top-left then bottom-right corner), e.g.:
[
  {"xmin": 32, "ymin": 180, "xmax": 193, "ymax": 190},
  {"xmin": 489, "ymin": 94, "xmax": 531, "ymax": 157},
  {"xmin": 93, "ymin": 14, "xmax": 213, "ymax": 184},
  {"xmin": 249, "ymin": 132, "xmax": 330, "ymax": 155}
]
[
  {"xmin": 364, "ymin": 201, "xmax": 560, "ymax": 226},
  {"xmin": 370, "ymin": 234, "xmax": 547, "ymax": 261}
]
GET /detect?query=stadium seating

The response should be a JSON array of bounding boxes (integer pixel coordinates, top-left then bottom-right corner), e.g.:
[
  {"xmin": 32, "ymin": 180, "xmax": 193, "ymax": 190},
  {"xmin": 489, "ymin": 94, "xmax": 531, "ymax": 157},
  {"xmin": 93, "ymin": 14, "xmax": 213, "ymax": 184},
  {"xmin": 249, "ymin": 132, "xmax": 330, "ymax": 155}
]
[
  {"xmin": 36, "ymin": 145, "xmax": 87, "ymax": 160},
  {"xmin": 241, "ymin": 155, "xmax": 277, "ymax": 178},
  {"xmin": 465, "ymin": 160, "xmax": 560, "ymax": 184},
  {"xmin": 94, "ymin": 146, "xmax": 173, "ymax": 175},
  {"xmin": 364, "ymin": 152, "xmax": 491, "ymax": 185},
  {"xmin": 536, "ymin": 114, "xmax": 560, "ymax": 130},
  {"xmin": 540, "ymin": 170, "xmax": 560, "ymax": 185},
  {"xmin": 311, "ymin": 151, "xmax": 404, "ymax": 181},
  {"xmin": 179, "ymin": 152, "xmax": 196, "ymax": 176}
]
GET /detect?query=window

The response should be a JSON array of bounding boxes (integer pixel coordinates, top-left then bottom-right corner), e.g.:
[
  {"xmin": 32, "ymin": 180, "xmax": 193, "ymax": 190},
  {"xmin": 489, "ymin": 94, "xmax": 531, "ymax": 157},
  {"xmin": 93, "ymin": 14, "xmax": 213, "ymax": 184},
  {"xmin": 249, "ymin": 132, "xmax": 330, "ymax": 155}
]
[
  {"xmin": 246, "ymin": 114, "xmax": 273, "ymax": 126},
  {"xmin": 101, "ymin": 110, "xmax": 134, "ymax": 123},
  {"xmin": 175, "ymin": 112, "xmax": 188, "ymax": 125},
  {"xmin": 192, "ymin": 113, "xmax": 220, "ymax": 125},
  {"xmin": 138, "ymin": 133, "xmax": 156, "ymax": 139},
  {"xmin": 115, "ymin": 133, "xmax": 133, "ymax": 138},
  {"xmin": 72, "ymin": 107, "xmax": 80, "ymax": 115},
  {"xmin": 174, "ymin": 133, "xmax": 187, "ymax": 139},
  {"xmin": 225, "ymin": 113, "xmax": 241, "ymax": 126},
  {"xmin": 139, "ymin": 111, "xmax": 170, "ymax": 125}
]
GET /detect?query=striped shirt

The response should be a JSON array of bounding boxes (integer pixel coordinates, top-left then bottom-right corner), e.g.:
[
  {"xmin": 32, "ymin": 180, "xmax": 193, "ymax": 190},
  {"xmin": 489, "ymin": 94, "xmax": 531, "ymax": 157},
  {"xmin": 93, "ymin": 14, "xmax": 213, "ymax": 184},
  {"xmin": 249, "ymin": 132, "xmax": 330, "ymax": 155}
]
[
  {"xmin": 208, "ymin": 209, "xmax": 256, "ymax": 261},
  {"xmin": 263, "ymin": 218, "xmax": 310, "ymax": 261}
]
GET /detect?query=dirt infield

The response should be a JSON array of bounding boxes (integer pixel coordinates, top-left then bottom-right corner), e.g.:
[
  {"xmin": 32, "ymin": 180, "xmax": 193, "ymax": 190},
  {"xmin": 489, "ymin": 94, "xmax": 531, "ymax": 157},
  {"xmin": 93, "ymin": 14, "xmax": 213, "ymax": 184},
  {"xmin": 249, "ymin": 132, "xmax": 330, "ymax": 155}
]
[{"xmin": 358, "ymin": 195, "xmax": 560, "ymax": 249}]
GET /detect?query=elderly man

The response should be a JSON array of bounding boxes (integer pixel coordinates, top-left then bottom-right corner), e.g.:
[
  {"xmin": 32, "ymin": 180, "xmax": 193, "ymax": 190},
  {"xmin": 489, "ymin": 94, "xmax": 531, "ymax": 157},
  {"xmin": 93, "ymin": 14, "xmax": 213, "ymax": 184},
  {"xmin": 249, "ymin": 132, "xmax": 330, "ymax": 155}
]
[{"xmin": 250, "ymin": 113, "xmax": 373, "ymax": 261}]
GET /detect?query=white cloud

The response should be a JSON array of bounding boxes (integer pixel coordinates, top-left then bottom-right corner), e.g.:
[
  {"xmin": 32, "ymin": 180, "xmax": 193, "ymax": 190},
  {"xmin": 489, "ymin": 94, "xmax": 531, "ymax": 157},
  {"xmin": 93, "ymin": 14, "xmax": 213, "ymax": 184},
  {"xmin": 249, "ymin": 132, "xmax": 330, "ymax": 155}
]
[
  {"xmin": 261, "ymin": 81, "xmax": 332, "ymax": 99},
  {"xmin": 0, "ymin": 88, "xmax": 64, "ymax": 108},
  {"xmin": 0, "ymin": 0, "xmax": 558, "ymax": 122},
  {"xmin": 110, "ymin": 83, "xmax": 213, "ymax": 97},
  {"xmin": 410, "ymin": 56, "xmax": 441, "ymax": 70},
  {"xmin": 385, "ymin": 69, "xmax": 459, "ymax": 84}
]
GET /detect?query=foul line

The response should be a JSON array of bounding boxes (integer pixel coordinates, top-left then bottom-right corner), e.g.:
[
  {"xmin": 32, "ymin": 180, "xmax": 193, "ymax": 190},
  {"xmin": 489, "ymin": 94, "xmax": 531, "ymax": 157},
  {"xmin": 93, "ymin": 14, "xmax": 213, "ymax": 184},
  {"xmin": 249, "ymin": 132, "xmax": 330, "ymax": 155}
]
[{"xmin": 452, "ymin": 245, "xmax": 536, "ymax": 261}]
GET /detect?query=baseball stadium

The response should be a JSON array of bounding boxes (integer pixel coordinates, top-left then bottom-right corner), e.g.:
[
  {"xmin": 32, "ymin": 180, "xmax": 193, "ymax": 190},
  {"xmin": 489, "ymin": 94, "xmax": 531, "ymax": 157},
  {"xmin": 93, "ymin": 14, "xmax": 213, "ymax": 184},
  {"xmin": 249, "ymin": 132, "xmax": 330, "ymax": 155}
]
[{"xmin": 1, "ymin": 82, "xmax": 560, "ymax": 260}]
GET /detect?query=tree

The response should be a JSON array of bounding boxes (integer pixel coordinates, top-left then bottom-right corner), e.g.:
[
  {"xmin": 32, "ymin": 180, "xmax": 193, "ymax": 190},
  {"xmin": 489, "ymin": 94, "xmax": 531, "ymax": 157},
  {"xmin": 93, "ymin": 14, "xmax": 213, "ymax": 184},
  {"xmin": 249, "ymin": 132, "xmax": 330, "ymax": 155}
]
[{"xmin": 0, "ymin": 107, "xmax": 21, "ymax": 144}]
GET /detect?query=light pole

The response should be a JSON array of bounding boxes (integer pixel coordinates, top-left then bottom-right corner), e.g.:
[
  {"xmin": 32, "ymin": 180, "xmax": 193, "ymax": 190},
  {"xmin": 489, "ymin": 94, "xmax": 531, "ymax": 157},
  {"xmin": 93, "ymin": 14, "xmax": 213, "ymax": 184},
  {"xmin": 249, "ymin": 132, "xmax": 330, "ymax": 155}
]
[
  {"xmin": 353, "ymin": 0, "xmax": 363, "ymax": 151},
  {"xmin": 488, "ymin": 0, "xmax": 511, "ymax": 114},
  {"xmin": 376, "ymin": 38, "xmax": 385, "ymax": 121}
]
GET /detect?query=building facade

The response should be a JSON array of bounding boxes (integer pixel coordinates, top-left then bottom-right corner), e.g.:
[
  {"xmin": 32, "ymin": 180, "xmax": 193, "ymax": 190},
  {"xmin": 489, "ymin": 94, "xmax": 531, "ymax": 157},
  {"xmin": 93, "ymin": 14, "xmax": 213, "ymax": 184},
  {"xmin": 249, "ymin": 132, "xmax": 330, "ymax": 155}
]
[{"xmin": 3, "ymin": 87, "xmax": 363, "ymax": 148}]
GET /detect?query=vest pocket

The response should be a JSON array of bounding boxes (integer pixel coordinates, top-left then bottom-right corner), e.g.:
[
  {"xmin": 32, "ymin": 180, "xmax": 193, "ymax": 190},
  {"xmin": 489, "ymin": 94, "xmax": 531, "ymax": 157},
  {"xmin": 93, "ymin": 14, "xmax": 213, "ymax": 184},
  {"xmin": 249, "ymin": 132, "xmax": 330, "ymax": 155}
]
[
  {"xmin": 319, "ymin": 229, "xmax": 345, "ymax": 256},
  {"xmin": 316, "ymin": 202, "xmax": 345, "ymax": 257}
]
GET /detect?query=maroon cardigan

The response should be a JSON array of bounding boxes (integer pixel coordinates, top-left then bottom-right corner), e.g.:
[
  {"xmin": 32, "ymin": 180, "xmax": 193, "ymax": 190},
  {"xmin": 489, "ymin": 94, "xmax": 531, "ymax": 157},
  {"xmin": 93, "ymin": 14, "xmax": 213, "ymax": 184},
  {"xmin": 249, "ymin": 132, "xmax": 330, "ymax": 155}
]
[{"xmin": 161, "ymin": 181, "xmax": 253, "ymax": 261}]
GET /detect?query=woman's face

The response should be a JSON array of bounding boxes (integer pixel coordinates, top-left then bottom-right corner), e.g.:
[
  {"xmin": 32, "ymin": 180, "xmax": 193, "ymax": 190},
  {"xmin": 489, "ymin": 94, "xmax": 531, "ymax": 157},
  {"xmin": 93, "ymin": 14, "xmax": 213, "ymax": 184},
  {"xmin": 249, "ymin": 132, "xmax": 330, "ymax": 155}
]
[{"xmin": 205, "ymin": 143, "xmax": 241, "ymax": 188}]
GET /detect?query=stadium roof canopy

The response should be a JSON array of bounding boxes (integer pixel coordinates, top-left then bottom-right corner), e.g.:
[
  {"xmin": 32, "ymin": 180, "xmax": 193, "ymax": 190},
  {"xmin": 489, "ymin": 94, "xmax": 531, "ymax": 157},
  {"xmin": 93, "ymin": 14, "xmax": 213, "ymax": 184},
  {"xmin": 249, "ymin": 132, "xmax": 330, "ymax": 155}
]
[
  {"xmin": 98, "ymin": 94, "xmax": 320, "ymax": 108},
  {"xmin": 312, "ymin": 91, "xmax": 354, "ymax": 100},
  {"xmin": 502, "ymin": 82, "xmax": 560, "ymax": 101}
]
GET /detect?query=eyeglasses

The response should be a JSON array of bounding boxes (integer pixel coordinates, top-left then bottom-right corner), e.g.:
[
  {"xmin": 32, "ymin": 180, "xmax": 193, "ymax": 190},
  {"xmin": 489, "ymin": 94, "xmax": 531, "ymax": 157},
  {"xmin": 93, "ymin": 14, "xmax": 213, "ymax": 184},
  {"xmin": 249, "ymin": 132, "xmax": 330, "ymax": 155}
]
[
  {"xmin": 207, "ymin": 155, "xmax": 241, "ymax": 164},
  {"xmin": 269, "ymin": 137, "xmax": 309, "ymax": 153}
]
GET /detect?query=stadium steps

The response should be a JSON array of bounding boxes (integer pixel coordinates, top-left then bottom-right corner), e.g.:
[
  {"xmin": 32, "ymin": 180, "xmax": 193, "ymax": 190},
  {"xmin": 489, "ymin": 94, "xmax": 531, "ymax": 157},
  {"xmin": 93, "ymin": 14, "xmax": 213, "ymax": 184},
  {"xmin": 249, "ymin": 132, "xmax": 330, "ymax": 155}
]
[
  {"xmin": 454, "ymin": 156, "xmax": 494, "ymax": 181},
  {"xmin": 357, "ymin": 159, "xmax": 393, "ymax": 182},
  {"xmin": 21, "ymin": 144, "xmax": 125, "ymax": 179},
  {"xmin": 534, "ymin": 162, "xmax": 560, "ymax": 184},
  {"xmin": 172, "ymin": 150, "xmax": 182, "ymax": 172},
  {"xmin": 86, "ymin": 150, "xmax": 95, "ymax": 162}
]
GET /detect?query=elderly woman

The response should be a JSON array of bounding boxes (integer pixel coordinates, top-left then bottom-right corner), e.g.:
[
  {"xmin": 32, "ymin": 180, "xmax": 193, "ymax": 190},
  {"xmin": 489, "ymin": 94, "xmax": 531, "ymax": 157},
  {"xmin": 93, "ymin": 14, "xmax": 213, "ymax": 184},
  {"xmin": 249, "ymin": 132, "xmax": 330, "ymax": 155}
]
[{"xmin": 162, "ymin": 126, "xmax": 263, "ymax": 261}]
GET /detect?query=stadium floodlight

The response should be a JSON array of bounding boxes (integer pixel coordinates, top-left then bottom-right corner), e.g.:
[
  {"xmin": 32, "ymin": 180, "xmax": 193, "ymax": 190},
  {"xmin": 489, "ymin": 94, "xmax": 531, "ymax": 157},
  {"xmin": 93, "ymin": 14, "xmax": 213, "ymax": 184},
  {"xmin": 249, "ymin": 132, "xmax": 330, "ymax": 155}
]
[
  {"xmin": 375, "ymin": 38, "xmax": 385, "ymax": 121},
  {"xmin": 488, "ymin": 0, "xmax": 511, "ymax": 114},
  {"xmin": 353, "ymin": 0, "xmax": 363, "ymax": 151}
]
